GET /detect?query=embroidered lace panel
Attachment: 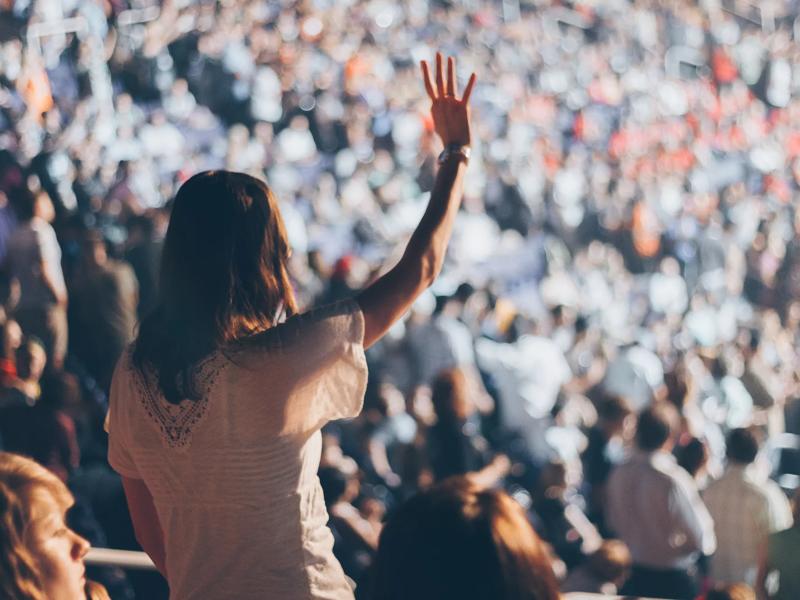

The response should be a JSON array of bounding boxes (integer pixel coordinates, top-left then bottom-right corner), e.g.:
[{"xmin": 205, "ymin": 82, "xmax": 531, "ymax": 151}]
[{"xmin": 130, "ymin": 352, "xmax": 228, "ymax": 450}]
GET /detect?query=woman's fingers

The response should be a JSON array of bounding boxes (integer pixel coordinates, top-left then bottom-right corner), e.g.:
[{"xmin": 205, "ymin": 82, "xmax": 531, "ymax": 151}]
[
  {"xmin": 435, "ymin": 52, "xmax": 445, "ymax": 98},
  {"xmin": 421, "ymin": 61, "xmax": 436, "ymax": 100},
  {"xmin": 446, "ymin": 56, "xmax": 456, "ymax": 97},
  {"xmin": 461, "ymin": 73, "xmax": 477, "ymax": 105}
]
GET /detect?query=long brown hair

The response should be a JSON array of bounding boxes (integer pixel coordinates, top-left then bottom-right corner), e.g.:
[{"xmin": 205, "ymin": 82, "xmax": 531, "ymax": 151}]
[
  {"xmin": 0, "ymin": 452, "xmax": 74, "ymax": 600},
  {"xmin": 133, "ymin": 171, "xmax": 298, "ymax": 403},
  {"xmin": 370, "ymin": 476, "xmax": 560, "ymax": 600}
]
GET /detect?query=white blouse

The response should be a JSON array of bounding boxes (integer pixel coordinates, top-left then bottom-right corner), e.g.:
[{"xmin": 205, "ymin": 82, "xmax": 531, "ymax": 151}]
[{"xmin": 106, "ymin": 300, "xmax": 367, "ymax": 600}]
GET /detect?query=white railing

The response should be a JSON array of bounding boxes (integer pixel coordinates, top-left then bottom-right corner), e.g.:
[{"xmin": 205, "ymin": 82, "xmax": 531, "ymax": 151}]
[{"xmin": 84, "ymin": 548, "xmax": 665, "ymax": 599}]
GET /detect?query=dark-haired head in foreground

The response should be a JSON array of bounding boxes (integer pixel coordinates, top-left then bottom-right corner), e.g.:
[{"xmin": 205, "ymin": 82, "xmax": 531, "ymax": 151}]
[
  {"xmin": 370, "ymin": 476, "xmax": 560, "ymax": 600},
  {"xmin": 133, "ymin": 170, "xmax": 298, "ymax": 404}
]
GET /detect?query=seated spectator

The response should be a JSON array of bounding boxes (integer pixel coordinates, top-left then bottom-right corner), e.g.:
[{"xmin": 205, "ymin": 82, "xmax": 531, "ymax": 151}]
[
  {"xmin": 757, "ymin": 488, "xmax": 800, "ymax": 600},
  {"xmin": 370, "ymin": 476, "xmax": 560, "ymax": 600},
  {"xmin": 0, "ymin": 451, "xmax": 108, "ymax": 600},
  {"xmin": 561, "ymin": 539, "xmax": 632, "ymax": 595},
  {"xmin": 704, "ymin": 428, "xmax": 792, "ymax": 586}
]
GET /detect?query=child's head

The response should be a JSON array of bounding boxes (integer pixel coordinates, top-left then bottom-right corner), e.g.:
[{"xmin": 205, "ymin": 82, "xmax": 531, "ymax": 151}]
[{"xmin": 0, "ymin": 452, "xmax": 90, "ymax": 600}]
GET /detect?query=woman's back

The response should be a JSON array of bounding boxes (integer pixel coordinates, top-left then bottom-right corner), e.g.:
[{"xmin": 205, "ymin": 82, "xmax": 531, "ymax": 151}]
[{"xmin": 107, "ymin": 301, "xmax": 366, "ymax": 599}]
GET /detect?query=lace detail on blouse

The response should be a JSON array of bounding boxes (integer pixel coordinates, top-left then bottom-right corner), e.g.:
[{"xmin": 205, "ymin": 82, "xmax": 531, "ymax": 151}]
[{"xmin": 130, "ymin": 352, "xmax": 228, "ymax": 450}]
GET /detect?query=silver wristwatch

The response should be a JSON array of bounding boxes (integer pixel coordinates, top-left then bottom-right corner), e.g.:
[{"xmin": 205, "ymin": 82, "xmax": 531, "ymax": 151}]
[{"xmin": 437, "ymin": 143, "xmax": 471, "ymax": 165}]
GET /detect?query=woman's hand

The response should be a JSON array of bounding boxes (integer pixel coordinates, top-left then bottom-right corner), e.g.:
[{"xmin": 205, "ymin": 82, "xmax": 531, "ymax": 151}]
[{"xmin": 421, "ymin": 53, "xmax": 476, "ymax": 148}]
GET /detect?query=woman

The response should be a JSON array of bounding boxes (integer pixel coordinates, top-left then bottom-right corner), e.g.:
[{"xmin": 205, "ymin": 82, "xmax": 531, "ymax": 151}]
[
  {"xmin": 369, "ymin": 476, "xmax": 561, "ymax": 600},
  {"xmin": 0, "ymin": 451, "xmax": 107, "ymax": 600},
  {"xmin": 106, "ymin": 53, "xmax": 475, "ymax": 599}
]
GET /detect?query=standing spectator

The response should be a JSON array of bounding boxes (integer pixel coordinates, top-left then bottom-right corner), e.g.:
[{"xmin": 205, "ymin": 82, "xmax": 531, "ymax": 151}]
[
  {"xmin": 5, "ymin": 190, "xmax": 67, "ymax": 370},
  {"xmin": 704, "ymin": 428, "xmax": 792, "ymax": 586},
  {"xmin": 70, "ymin": 231, "xmax": 138, "ymax": 391},
  {"xmin": 606, "ymin": 403, "xmax": 716, "ymax": 600}
]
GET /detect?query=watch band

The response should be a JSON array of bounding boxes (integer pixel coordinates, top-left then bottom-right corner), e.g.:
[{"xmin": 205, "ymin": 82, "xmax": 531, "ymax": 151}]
[{"xmin": 437, "ymin": 144, "xmax": 471, "ymax": 165}]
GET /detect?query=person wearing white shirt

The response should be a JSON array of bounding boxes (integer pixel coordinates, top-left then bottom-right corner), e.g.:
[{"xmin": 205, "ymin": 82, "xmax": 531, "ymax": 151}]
[
  {"xmin": 5, "ymin": 190, "xmax": 68, "ymax": 369},
  {"xmin": 703, "ymin": 428, "xmax": 793, "ymax": 586},
  {"xmin": 606, "ymin": 403, "xmax": 716, "ymax": 600}
]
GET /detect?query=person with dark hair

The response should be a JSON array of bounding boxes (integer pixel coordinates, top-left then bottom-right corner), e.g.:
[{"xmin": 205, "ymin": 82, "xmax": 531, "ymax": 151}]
[
  {"xmin": 703, "ymin": 428, "xmax": 792, "ymax": 586},
  {"xmin": 106, "ymin": 54, "xmax": 476, "ymax": 599},
  {"xmin": 605, "ymin": 403, "xmax": 716, "ymax": 600},
  {"xmin": 369, "ymin": 476, "xmax": 561, "ymax": 600},
  {"xmin": 124, "ymin": 214, "xmax": 161, "ymax": 318}
]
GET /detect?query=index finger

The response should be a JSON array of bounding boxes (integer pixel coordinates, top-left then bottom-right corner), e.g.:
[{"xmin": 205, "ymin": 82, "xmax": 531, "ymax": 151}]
[
  {"xmin": 420, "ymin": 61, "xmax": 436, "ymax": 101},
  {"xmin": 461, "ymin": 73, "xmax": 476, "ymax": 104}
]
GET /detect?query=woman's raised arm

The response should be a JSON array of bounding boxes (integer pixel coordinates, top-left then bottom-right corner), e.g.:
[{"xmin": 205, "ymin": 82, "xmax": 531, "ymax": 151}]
[{"xmin": 357, "ymin": 53, "xmax": 476, "ymax": 348}]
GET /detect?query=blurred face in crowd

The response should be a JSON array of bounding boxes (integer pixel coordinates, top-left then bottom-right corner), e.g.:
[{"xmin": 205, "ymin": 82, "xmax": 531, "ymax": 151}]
[{"xmin": 26, "ymin": 491, "xmax": 90, "ymax": 600}]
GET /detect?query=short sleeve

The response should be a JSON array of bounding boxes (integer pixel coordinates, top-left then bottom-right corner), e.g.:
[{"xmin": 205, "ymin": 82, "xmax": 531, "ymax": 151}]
[
  {"xmin": 277, "ymin": 299, "xmax": 368, "ymax": 429},
  {"xmin": 106, "ymin": 354, "xmax": 141, "ymax": 479}
]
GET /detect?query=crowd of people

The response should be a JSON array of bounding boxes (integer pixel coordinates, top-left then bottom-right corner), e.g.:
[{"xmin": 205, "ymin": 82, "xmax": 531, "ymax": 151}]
[{"xmin": 1, "ymin": 0, "xmax": 800, "ymax": 598}]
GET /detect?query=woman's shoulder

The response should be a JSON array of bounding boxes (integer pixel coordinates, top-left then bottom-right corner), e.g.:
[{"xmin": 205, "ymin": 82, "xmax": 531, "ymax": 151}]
[{"xmin": 237, "ymin": 298, "xmax": 364, "ymax": 353}]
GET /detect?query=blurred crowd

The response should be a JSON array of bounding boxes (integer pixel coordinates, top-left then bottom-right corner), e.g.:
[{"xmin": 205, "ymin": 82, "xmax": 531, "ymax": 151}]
[{"xmin": 1, "ymin": 0, "xmax": 800, "ymax": 598}]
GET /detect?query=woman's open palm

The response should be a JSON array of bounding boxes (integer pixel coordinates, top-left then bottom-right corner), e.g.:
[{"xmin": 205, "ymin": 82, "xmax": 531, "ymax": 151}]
[{"xmin": 421, "ymin": 53, "xmax": 476, "ymax": 148}]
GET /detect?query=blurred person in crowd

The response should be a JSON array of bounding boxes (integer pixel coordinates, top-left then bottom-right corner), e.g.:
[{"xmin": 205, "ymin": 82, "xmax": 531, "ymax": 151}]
[
  {"xmin": 581, "ymin": 394, "xmax": 633, "ymax": 528},
  {"xmin": 124, "ymin": 214, "xmax": 161, "ymax": 319},
  {"xmin": 561, "ymin": 539, "xmax": 632, "ymax": 595},
  {"xmin": 0, "ymin": 317, "xmax": 22, "ymax": 386},
  {"xmin": 606, "ymin": 403, "xmax": 716, "ymax": 600},
  {"xmin": 428, "ymin": 368, "xmax": 508, "ymax": 486},
  {"xmin": 365, "ymin": 382, "xmax": 417, "ymax": 489},
  {"xmin": 677, "ymin": 436, "xmax": 711, "ymax": 488},
  {"xmin": 370, "ymin": 476, "xmax": 560, "ymax": 600},
  {"xmin": 319, "ymin": 462, "xmax": 380, "ymax": 591},
  {"xmin": 0, "ymin": 451, "xmax": 108, "ymax": 600},
  {"xmin": 704, "ymin": 428, "xmax": 792, "ymax": 586},
  {"xmin": 1, "ymin": 335, "xmax": 46, "ymax": 407},
  {"xmin": 4, "ymin": 189, "xmax": 67, "ymax": 370},
  {"xmin": 69, "ymin": 230, "xmax": 138, "ymax": 391},
  {"xmin": 106, "ymin": 54, "xmax": 476, "ymax": 599},
  {"xmin": 0, "ymin": 337, "xmax": 80, "ymax": 482},
  {"xmin": 533, "ymin": 459, "xmax": 602, "ymax": 569},
  {"xmin": 756, "ymin": 489, "xmax": 800, "ymax": 600}
]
